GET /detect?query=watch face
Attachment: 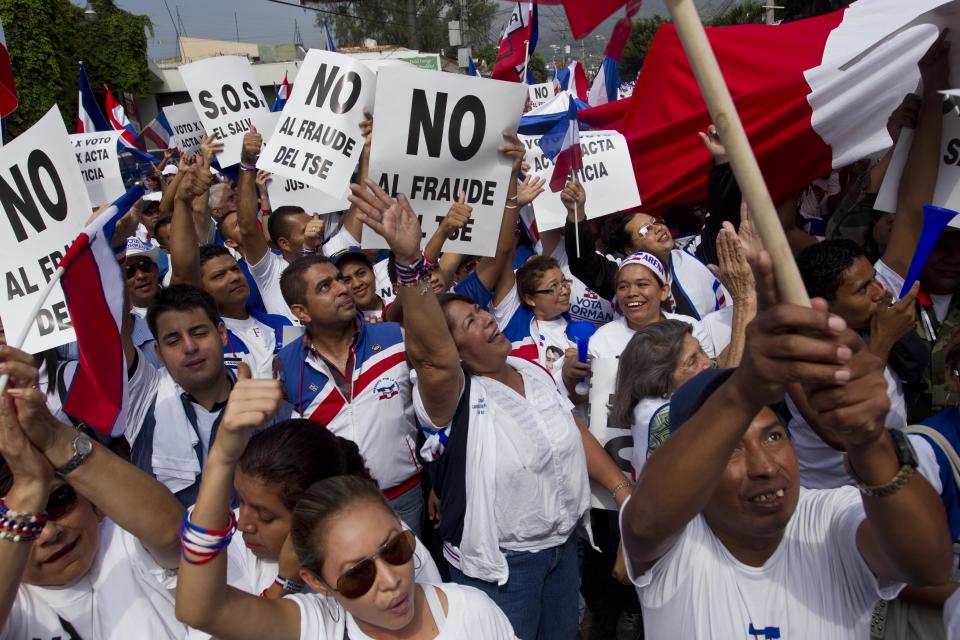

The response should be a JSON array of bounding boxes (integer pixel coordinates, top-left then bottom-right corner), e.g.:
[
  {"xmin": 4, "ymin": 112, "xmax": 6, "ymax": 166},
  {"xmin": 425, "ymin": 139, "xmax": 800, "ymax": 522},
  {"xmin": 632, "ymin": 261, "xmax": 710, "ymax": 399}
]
[{"xmin": 75, "ymin": 435, "xmax": 94, "ymax": 456}]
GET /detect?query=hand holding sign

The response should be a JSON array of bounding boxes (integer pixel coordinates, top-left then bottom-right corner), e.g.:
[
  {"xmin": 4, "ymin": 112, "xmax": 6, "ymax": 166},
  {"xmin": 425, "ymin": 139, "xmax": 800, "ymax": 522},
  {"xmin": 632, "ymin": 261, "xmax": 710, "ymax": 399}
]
[
  {"xmin": 199, "ymin": 133, "xmax": 224, "ymax": 167},
  {"xmin": 440, "ymin": 192, "xmax": 473, "ymax": 240},
  {"xmin": 350, "ymin": 179, "xmax": 422, "ymax": 265},
  {"xmin": 241, "ymin": 125, "xmax": 263, "ymax": 166}
]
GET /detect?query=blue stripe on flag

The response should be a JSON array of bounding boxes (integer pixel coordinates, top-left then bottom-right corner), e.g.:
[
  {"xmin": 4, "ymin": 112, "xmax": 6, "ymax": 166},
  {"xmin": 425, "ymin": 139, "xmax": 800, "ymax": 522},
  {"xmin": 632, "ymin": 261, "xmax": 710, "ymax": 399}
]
[{"xmin": 901, "ymin": 204, "xmax": 960, "ymax": 297}]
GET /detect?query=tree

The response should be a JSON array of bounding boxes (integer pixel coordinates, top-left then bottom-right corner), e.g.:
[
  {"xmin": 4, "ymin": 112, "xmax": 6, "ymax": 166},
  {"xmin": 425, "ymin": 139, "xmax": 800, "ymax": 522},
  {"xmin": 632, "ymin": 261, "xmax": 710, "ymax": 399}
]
[
  {"xmin": 446, "ymin": 0, "xmax": 498, "ymax": 49},
  {"xmin": 0, "ymin": 0, "xmax": 152, "ymax": 137},
  {"xmin": 618, "ymin": 15, "xmax": 667, "ymax": 82}
]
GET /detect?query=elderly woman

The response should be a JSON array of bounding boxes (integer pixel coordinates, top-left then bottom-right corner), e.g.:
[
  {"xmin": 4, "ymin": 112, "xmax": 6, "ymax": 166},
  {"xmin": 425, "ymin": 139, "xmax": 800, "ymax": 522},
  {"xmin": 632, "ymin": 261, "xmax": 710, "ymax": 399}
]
[{"xmin": 347, "ymin": 179, "xmax": 629, "ymax": 640}]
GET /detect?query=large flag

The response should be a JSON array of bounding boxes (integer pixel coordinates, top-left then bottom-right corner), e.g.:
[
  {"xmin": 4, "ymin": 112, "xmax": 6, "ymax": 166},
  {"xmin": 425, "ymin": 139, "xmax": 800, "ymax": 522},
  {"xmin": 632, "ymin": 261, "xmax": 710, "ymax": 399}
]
[
  {"xmin": 556, "ymin": 61, "xmax": 588, "ymax": 102},
  {"xmin": 540, "ymin": 95, "xmax": 583, "ymax": 192},
  {"xmin": 530, "ymin": 0, "xmax": 633, "ymax": 39},
  {"xmin": 77, "ymin": 62, "xmax": 109, "ymax": 134},
  {"xmin": 0, "ymin": 17, "xmax": 16, "ymax": 117},
  {"xmin": 273, "ymin": 71, "xmax": 290, "ymax": 112},
  {"xmin": 901, "ymin": 205, "xmax": 960, "ymax": 297},
  {"xmin": 588, "ymin": 57, "xmax": 619, "ymax": 106},
  {"xmin": 59, "ymin": 185, "xmax": 144, "ymax": 436},
  {"xmin": 104, "ymin": 85, "xmax": 154, "ymax": 162},
  {"xmin": 492, "ymin": 2, "xmax": 537, "ymax": 83},
  {"xmin": 141, "ymin": 112, "xmax": 174, "ymax": 150},
  {"xmin": 519, "ymin": 89, "xmax": 589, "ymax": 134},
  {"xmin": 579, "ymin": 0, "xmax": 955, "ymax": 214},
  {"xmin": 323, "ymin": 18, "xmax": 337, "ymax": 52}
]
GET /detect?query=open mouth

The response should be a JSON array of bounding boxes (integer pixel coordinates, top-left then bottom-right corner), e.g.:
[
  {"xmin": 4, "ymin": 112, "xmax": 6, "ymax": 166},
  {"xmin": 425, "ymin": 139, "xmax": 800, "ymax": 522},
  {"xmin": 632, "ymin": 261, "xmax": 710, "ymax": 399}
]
[
  {"xmin": 749, "ymin": 488, "xmax": 785, "ymax": 503},
  {"xmin": 488, "ymin": 328, "xmax": 502, "ymax": 343},
  {"xmin": 387, "ymin": 593, "xmax": 410, "ymax": 616},
  {"xmin": 624, "ymin": 300, "xmax": 646, "ymax": 310}
]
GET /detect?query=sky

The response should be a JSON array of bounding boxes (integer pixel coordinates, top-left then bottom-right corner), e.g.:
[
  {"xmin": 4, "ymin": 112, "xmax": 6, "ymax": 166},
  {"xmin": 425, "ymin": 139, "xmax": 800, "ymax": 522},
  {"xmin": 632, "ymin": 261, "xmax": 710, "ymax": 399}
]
[{"xmin": 104, "ymin": 0, "xmax": 731, "ymax": 61}]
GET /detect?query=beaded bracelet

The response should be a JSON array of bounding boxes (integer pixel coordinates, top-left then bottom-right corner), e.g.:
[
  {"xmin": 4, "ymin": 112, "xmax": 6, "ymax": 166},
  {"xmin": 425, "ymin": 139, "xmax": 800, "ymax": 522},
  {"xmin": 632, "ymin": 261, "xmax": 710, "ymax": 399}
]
[
  {"xmin": 395, "ymin": 257, "xmax": 425, "ymax": 288},
  {"xmin": 0, "ymin": 497, "xmax": 47, "ymax": 543},
  {"xmin": 274, "ymin": 575, "xmax": 307, "ymax": 593},
  {"xmin": 179, "ymin": 506, "xmax": 237, "ymax": 565}
]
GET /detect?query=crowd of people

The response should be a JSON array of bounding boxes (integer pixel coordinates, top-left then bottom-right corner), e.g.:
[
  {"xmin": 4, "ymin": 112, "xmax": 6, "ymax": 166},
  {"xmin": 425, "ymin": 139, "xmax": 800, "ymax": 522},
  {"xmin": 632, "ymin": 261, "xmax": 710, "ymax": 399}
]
[{"xmin": 0, "ymin": 28, "xmax": 958, "ymax": 640}]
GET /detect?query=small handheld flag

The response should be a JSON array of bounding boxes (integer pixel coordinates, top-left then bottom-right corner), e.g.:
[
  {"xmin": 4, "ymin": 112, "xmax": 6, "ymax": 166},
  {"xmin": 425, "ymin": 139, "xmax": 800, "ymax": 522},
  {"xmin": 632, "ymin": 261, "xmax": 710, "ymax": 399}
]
[
  {"xmin": 273, "ymin": 71, "xmax": 290, "ymax": 112},
  {"xmin": 77, "ymin": 62, "xmax": 109, "ymax": 134}
]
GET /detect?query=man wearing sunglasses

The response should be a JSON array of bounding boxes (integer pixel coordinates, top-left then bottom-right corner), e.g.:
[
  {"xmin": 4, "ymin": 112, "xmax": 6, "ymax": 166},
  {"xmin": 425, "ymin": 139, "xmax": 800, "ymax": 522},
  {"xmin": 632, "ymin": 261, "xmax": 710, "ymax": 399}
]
[
  {"xmin": 562, "ymin": 179, "xmax": 727, "ymax": 322},
  {"xmin": 0, "ymin": 346, "xmax": 185, "ymax": 639},
  {"xmin": 125, "ymin": 237, "xmax": 161, "ymax": 319}
]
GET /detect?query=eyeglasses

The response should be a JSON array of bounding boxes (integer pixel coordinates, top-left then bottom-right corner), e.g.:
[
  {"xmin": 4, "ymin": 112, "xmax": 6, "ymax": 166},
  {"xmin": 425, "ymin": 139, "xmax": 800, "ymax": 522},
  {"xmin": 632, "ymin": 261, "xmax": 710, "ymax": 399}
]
[
  {"xmin": 533, "ymin": 279, "xmax": 573, "ymax": 297},
  {"xmin": 637, "ymin": 218, "xmax": 666, "ymax": 239},
  {"xmin": 125, "ymin": 261, "xmax": 157, "ymax": 278},
  {"xmin": 330, "ymin": 529, "xmax": 416, "ymax": 599},
  {"xmin": 46, "ymin": 484, "xmax": 79, "ymax": 520}
]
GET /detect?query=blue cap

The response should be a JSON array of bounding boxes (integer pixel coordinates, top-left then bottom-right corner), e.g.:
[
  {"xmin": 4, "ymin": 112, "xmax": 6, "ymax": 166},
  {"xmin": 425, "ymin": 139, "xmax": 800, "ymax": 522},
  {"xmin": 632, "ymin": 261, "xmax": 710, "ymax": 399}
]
[{"xmin": 668, "ymin": 368, "xmax": 735, "ymax": 434}]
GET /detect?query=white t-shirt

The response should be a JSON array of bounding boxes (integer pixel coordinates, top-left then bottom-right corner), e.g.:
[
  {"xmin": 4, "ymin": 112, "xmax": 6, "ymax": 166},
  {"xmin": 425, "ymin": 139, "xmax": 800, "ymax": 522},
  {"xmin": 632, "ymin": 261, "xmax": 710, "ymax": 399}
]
[
  {"xmin": 788, "ymin": 362, "xmax": 906, "ymax": 489},
  {"xmin": 622, "ymin": 486, "xmax": 903, "ymax": 640},
  {"xmin": 248, "ymin": 251, "xmax": 295, "ymax": 321},
  {"xmin": 288, "ymin": 583, "xmax": 518, "ymax": 640},
  {"xmin": 629, "ymin": 396, "xmax": 671, "ymax": 480},
  {"xmin": 223, "ymin": 314, "xmax": 278, "ymax": 379},
  {"xmin": 702, "ymin": 304, "xmax": 734, "ymax": 356},
  {"xmin": 588, "ymin": 314, "xmax": 715, "ymax": 361},
  {"xmin": 2, "ymin": 520, "xmax": 182, "ymax": 640},
  {"xmin": 320, "ymin": 225, "xmax": 357, "ymax": 258}
]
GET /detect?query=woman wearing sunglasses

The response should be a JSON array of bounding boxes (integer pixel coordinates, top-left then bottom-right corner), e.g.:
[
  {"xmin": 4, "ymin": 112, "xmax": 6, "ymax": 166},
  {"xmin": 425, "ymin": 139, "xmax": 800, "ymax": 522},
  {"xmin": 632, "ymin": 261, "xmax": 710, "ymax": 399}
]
[
  {"xmin": 176, "ymin": 369, "xmax": 517, "ymax": 639},
  {"xmin": 0, "ymin": 347, "xmax": 184, "ymax": 639}
]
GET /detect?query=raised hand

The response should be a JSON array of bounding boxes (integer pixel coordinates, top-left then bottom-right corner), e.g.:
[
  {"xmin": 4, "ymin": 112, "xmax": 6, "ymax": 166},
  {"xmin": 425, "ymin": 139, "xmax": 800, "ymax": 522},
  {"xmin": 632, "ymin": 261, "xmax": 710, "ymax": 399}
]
[
  {"xmin": 497, "ymin": 131, "xmax": 526, "ymax": 173},
  {"xmin": 359, "ymin": 110, "xmax": 373, "ymax": 147},
  {"xmin": 715, "ymin": 225, "xmax": 755, "ymax": 304},
  {"xmin": 176, "ymin": 163, "xmax": 214, "ymax": 203},
  {"xmin": 440, "ymin": 191, "xmax": 472, "ymax": 239},
  {"xmin": 0, "ymin": 395, "xmax": 53, "ymax": 509},
  {"xmin": 303, "ymin": 213, "xmax": 325, "ymax": 252},
  {"xmin": 516, "ymin": 174, "xmax": 546, "ymax": 207},
  {"xmin": 255, "ymin": 170, "xmax": 271, "ymax": 192},
  {"xmin": 214, "ymin": 364, "xmax": 283, "ymax": 464},
  {"xmin": 870, "ymin": 282, "xmax": 918, "ymax": 353},
  {"xmin": 349, "ymin": 178, "xmax": 423, "ymax": 265},
  {"xmin": 698, "ymin": 124, "xmax": 727, "ymax": 163},
  {"xmin": 918, "ymin": 28, "xmax": 950, "ymax": 93},
  {"xmin": 560, "ymin": 177, "xmax": 586, "ymax": 213},
  {"xmin": 199, "ymin": 133, "xmax": 224, "ymax": 166},
  {"xmin": 241, "ymin": 125, "xmax": 263, "ymax": 166}
]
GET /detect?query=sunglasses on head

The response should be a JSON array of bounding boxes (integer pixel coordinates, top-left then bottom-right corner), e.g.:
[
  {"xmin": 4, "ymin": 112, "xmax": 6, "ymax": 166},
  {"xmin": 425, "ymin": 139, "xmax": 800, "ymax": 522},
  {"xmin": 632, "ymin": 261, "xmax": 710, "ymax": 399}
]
[
  {"xmin": 125, "ymin": 261, "xmax": 156, "ymax": 278},
  {"xmin": 46, "ymin": 484, "xmax": 79, "ymax": 520},
  {"xmin": 329, "ymin": 529, "xmax": 416, "ymax": 599}
]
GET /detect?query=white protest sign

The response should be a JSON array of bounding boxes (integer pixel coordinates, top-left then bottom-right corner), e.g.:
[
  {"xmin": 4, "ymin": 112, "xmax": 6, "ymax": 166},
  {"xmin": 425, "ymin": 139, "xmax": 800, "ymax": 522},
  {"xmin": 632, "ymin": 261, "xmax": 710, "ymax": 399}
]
[
  {"xmin": 163, "ymin": 102, "xmax": 205, "ymax": 154},
  {"xmin": 0, "ymin": 106, "xmax": 91, "ymax": 353},
  {"xmin": 259, "ymin": 50, "xmax": 374, "ymax": 201},
  {"xmin": 586, "ymin": 357, "xmax": 632, "ymax": 510},
  {"xmin": 178, "ymin": 56, "xmax": 274, "ymax": 165},
  {"xmin": 69, "ymin": 131, "xmax": 124, "ymax": 207},
  {"xmin": 876, "ymin": 110, "xmax": 960, "ymax": 222},
  {"xmin": 527, "ymin": 82, "xmax": 555, "ymax": 109},
  {"xmin": 520, "ymin": 130, "xmax": 641, "ymax": 231},
  {"xmin": 266, "ymin": 176, "xmax": 349, "ymax": 214},
  {"xmin": 365, "ymin": 67, "xmax": 526, "ymax": 256}
]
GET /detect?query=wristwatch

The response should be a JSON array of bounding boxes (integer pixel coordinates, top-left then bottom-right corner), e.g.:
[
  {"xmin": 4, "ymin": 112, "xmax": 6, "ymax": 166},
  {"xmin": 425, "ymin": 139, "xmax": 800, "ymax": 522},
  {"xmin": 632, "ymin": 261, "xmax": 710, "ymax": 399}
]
[
  {"xmin": 843, "ymin": 429, "xmax": 918, "ymax": 498},
  {"xmin": 55, "ymin": 434, "xmax": 94, "ymax": 476}
]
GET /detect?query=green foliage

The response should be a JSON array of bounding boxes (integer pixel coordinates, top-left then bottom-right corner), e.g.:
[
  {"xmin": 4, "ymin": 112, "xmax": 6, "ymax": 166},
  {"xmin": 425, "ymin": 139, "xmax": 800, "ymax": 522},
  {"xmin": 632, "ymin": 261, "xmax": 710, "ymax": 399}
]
[
  {"xmin": 527, "ymin": 52, "xmax": 547, "ymax": 84},
  {"xmin": 706, "ymin": 2, "xmax": 764, "ymax": 26},
  {"xmin": 472, "ymin": 42, "xmax": 498, "ymax": 73},
  {"xmin": 446, "ymin": 0, "xmax": 498, "ymax": 49},
  {"xmin": 0, "ymin": 0, "xmax": 152, "ymax": 137},
  {"xmin": 619, "ymin": 15, "xmax": 667, "ymax": 83},
  {"xmin": 779, "ymin": 0, "xmax": 852, "ymax": 21}
]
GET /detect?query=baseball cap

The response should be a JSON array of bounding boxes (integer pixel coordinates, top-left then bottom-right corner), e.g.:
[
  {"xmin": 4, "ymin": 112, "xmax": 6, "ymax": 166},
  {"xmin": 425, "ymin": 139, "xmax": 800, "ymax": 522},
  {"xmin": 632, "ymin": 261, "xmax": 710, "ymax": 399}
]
[
  {"xmin": 668, "ymin": 368, "xmax": 735, "ymax": 434},
  {"xmin": 124, "ymin": 237, "xmax": 160, "ymax": 265},
  {"xmin": 619, "ymin": 251, "xmax": 666, "ymax": 285},
  {"xmin": 331, "ymin": 247, "xmax": 372, "ymax": 269},
  {"xmin": 161, "ymin": 164, "xmax": 179, "ymax": 176}
]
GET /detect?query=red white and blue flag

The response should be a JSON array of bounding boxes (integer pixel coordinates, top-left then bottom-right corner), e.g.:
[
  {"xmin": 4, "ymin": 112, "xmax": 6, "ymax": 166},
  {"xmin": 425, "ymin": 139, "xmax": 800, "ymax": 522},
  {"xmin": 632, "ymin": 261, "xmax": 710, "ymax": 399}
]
[
  {"xmin": 104, "ymin": 85, "xmax": 154, "ymax": 162},
  {"xmin": 588, "ymin": 57, "xmax": 619, "ymax": 106},
  {"xmin": 492, "ymin": 2, "xmax": 537, "ymax": 83},
  {"xmin": 141, "ymin": 112, "xmax": 174, "ymax": 150},
  {"xmin": 556, "ymin": 61, "xmax": 588, "ymax": 102},
  {"xmin": 540, "ymin": 95, "xmax": 583, "ymax": 192},
  {"xmin": 59, "ymin": 185, "xmax": 144, "ymax": 436},
  {"xmin": 273, "ymin": 71, "xmax": 290, "ymax": 112},
  {"xmin": 530, "ymin": 0, "xmax": 636, "ymax": 39},
  {"xmin": 0, "ymin": 17, "xmax": 17, "ymax": 118},
  {"xmin": 77, "ymin": 62, "xmax": 109, "ymax": 134}
]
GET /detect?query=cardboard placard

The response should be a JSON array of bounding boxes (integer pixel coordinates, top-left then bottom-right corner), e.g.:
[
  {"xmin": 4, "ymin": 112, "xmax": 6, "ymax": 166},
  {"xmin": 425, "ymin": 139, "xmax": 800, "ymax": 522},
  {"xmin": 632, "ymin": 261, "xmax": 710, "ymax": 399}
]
[
  {"xmin": 69, "ymin": 131, "xmax": 124, "ymax": 207},
  {"xmin": 266, "ymin": 175, "xmax": 349, "ymax": 215},
  {"xmin": 520, "ymin": 130, "xmax": 641, "ymax": 231},
  {"xmin": 527, "ymin": 82, "xmax": 555, "ymax": 109},
  {"xmin": 163, "ymin": 102, "xmax": 206, "ymax": 155},
  {"xmin": 178, "ymin": 56, "xmax": 275, "ymax": 165},
  {"xmin": 365, "ymin": 67, "xmax": 526, "ymax": 256},
  {"xmin": 586, "ymin": 357, "xmax": 633, "ymax": 510},
  {"xmin": 0, "ymin": 106, "xmax": 92, "ymax": 352}
]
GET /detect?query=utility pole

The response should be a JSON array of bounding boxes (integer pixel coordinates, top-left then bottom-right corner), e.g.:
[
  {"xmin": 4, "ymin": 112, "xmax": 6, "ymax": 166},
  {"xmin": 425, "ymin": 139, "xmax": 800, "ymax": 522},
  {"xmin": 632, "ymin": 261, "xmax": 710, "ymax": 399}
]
[{"xmin": 406, "ymin": 0, "xmax": 419, "ymax": 50}]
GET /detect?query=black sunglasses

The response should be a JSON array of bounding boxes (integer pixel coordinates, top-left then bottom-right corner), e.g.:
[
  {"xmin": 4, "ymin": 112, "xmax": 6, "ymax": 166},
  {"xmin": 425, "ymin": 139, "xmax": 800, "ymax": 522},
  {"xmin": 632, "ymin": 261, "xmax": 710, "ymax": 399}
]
[
  {"xmin": 125, "ymin": 261, "xmax": 157, "ymax": 278},
  {"xmin": 329, "ymin": 529, "xmax": 416, "ymax": 599},
  {"xmin": 46, "ymin": 484, "xmax": 79, "ymax": 520}
]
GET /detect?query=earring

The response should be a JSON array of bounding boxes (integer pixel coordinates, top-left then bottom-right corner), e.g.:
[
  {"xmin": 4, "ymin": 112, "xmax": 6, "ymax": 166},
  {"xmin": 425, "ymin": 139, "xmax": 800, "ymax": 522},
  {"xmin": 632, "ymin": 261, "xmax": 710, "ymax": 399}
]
[
  {"xmin": 321, "ymin": 597, "xmax": 342, "ymax": 623},
  {"xmin": 414, "ymin": 553, "xmax": 422, "ymax": 572}
]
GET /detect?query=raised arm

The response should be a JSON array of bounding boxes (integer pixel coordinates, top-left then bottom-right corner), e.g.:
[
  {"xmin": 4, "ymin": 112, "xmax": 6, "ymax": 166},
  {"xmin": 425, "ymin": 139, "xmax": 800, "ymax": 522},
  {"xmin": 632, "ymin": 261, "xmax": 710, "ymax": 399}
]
[
  {"xmin": 349, "ymin": 179, "xmax": 463, "ymax": 426},
  {"xmin": 158, "ymin": 153, "xmax": 190, "ymax": 218},
  {"xmin": 423, "ymin": 192, "xmax": 473, "ymax": 266},
  {"xmin": 169, "ymin": 161, "xmax": 214, "ymax": 287},
  {"xmin": 175, "ymin": 367, "xmax": 300, "ymax": 640},
  {"xmin": 882, "ymin": 32, "xmax": 949, "ymax": 278},
  {"xmin": 338, "ymin": 111, "xmax": 374, "ymax": 244},
  {"xmin": 563, "ymin": 179, "xmax": 618, "ymax": 300},
  {"xmin": 714, "ymin": 222, "xmax": 756, "ymax": 368},
  {"xmin": 237, "ymin": 126, "xmax": 270, "ymax": 266}
]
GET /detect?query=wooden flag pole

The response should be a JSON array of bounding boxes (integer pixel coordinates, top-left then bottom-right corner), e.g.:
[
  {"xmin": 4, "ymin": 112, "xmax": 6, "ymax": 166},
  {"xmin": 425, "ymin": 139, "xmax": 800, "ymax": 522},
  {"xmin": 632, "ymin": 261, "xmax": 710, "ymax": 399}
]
[
  {"xmin": 0, "ymin": 267, "xmax": 66, "ymax": 395},
  {"xmin": 665, "ymin": 0, "xmax": 810, "ymax": 306}
]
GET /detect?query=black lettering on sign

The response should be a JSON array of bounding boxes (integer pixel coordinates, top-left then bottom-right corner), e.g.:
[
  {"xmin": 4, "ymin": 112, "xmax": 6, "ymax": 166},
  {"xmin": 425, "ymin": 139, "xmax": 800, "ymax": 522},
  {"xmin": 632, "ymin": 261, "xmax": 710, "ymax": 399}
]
[
  {"xmin": 198, "ymin": 90, "xmax": 218, "ymax": 119},
  {"xmin": 406, "ymin": 91, "xmax": 486, "ymax": 161},
  {"xmin": 36, "ymin": 301, "xmax": 72, "ymax": 336},
  {"xmin": 944, "ymin": 138, "xmax": 960, "ymax": 166},
  {"xmin": 0, "ymin": 150, "xmax": 68, "ymax": 242},
  {"xmin": 534, "ymin": 86, "xmax": 548, "ymax": 99},
  {"xmin": 306, "ymin": 64, "xmax": 361, "ymax": 114},
  {"xmin": 603, "ymin": 433, "xmax": 633, "ymax": 473}
]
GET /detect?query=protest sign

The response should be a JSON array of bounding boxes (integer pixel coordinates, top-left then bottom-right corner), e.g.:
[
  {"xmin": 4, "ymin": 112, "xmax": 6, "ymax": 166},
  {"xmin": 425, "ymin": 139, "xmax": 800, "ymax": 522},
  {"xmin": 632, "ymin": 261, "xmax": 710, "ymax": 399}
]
[
  {"xmin": 163, "ymin": 102, "xmax": 205, "ymax": 154},
  {"xmin": 259, "ymin": 50, "xmax": 374, "ymax": 200},
  {"xmin": 365, "ymin": 67, "xmax": 526, "ymax": 256},
  {"xmin": 586, "ymin": 357, "xmax": 632, "ymax": 510},
  {"xmin": 520, "ymin": 130, "xmax": 641, "ymax": 231},
  {"xmin": 266, "ymin": 175, "xmax": 349, "ymax": 215},
  {"xmin": 178, "ymin": 56, "xmax": 275, "ymax": 165},
  {"xmin": 69, "ymin": 131, "xmax": 123, "ymax": 207},
  {"xmin": 0, "ymin": 106, "xmax": 91, "ymax": 352},
  {"xmin": 876, "ymin": 111, "xmax": 960, "ymax": 223},
  {"xmin": 527, "ymin": 82, "xmax": 555, "ymax": 109}
]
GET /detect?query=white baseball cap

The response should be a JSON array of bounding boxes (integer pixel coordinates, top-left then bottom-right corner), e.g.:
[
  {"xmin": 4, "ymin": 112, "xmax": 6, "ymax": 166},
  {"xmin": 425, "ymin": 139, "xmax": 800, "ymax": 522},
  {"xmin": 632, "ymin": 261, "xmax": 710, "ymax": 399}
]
[
  {"xmin": 124, "ymin": 237, "xmax": 159, "ymax": 265},
  {"xmin": 161, "ymin": 164, "xmax": 179, "ymax": 176}
]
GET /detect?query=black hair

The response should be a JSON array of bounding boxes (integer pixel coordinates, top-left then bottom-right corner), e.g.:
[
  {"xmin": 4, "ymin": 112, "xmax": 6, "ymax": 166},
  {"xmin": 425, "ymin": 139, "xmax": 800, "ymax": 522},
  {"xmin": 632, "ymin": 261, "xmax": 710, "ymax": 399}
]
[
  {"xmin": 146, "ymin": 284, "xmax": 221, "ymax": 338},
  {"xmin": 280, "ymin": 254, "xmax": 335, "ymax": 307},
  {"xmin": 516, "ymin": 256, "xmax": 561, "ymax": 307},
  {"xmin": 238, "ymin": 419, "xmax": 373, "ymax": 511},
  {"xmin": 600, "ymin": 212, "xmax": 639, "ymax": 257},
  {"xmin": 198, "ymin": 244, "xmax": 234, "ymax": 269},
  {"xmin": 796, "ymin": 239, "xmax": 865, "ymax": 302},
  {"xmin": 267, "ymin": 205, "xmax": 306, "ymax": 245},
  {"xmin": 153, "ymin": 216, "xmax": 172, "ymax": 237}
]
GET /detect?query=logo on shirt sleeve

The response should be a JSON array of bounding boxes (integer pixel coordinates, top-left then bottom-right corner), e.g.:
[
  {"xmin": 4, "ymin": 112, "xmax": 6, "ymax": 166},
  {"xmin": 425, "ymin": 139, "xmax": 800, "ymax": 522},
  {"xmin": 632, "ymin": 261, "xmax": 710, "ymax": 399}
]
[
  {"xmin": 374, "ymin": 377, "xmax": 399, "ymax": 400},
  {"xmin": 748, "ymin": 624, "xmax": 781, "ymax": 639}
]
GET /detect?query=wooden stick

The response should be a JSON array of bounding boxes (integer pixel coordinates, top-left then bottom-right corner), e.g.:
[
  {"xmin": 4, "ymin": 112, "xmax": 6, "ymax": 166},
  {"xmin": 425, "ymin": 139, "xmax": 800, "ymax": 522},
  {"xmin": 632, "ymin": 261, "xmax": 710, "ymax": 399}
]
[
  {"xmin": 0, "ymin": 267, "xmax": 65, "ymax": 395},
  {"xmin": 665, "ymin": 0, "xmax": 810, "ymax": 306}
]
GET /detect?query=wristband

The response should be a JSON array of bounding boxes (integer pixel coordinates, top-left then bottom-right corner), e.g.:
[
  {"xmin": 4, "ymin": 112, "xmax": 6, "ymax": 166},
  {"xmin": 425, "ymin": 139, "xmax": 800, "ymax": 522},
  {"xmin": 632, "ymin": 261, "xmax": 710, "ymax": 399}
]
[
  {"xmin": 239, "ymin": 161, "xmax": 258, "ymax": 172},
  {"xmin": 395, "ymin": 257, "xmax": 425, "ymax": 287},
  {"xmin": 274, "ymin": 575, "xmax": 307, "ymax": 593},
  {"xmin": 179, "ymin": 506, "xmax": 238, "ymax": 564}
]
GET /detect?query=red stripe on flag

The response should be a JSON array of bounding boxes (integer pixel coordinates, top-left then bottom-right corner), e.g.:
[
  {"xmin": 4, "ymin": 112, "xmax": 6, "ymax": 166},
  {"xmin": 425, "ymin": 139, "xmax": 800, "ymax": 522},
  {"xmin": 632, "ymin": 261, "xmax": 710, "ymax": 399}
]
[
  {"xmin": 61, "ymin": 243, "xmax": 124, "ymax": 434},
  {"xmin": 550, "ymin": 144, "xmax": 582, "ymax": 192},
  {"xmin": 354, "ymin": 351, "xmax": 408, "ymax": 396},
  {"xmin": 308, "ymin": 389, "xmax": 346, "ymax": 426}
]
